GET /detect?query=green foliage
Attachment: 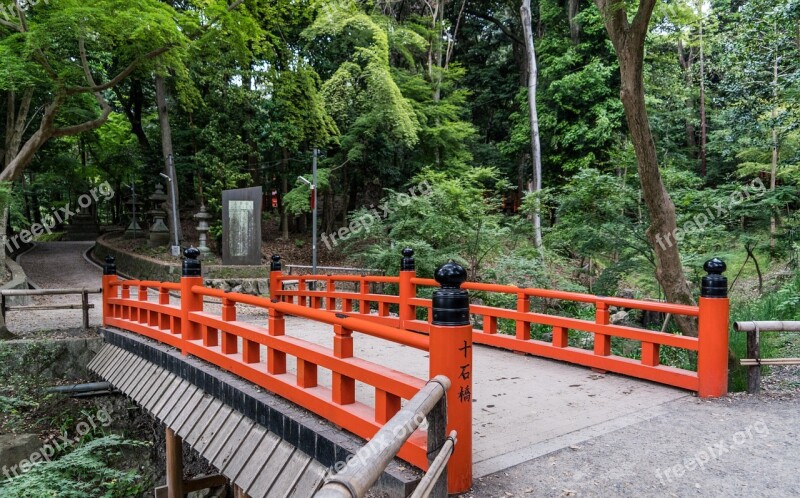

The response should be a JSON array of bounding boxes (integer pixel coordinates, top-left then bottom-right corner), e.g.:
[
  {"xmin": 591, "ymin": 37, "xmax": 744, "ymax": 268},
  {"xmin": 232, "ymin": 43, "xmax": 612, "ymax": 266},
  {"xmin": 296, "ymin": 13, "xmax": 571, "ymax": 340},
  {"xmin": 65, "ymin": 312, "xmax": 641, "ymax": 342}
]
[
  {"xmin": 283, "ymin": 168, "xmax": 332, "ymax": 215},
  {"xmin": 344, "ymin": 167, "xmax": 518, "ymax": 279},
  {"xmin": 0, "ymin": 435, "xmax": 149, "ymax": 498},
  {"xmin": 306, "ymin": 1, "xmax": 420, "ymax": 160},
  {"xmin": 544, "ymin": 168, "xmax": 641, "ymax": 259}
]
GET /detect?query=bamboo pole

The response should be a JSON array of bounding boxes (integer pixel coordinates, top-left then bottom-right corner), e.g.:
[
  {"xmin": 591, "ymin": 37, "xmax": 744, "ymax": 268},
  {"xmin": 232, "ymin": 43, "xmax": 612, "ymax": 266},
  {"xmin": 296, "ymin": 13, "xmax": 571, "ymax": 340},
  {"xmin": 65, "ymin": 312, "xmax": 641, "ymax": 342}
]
[
  {"xmin": 316, "ymin": 376, "xmax": 450, "ymax": 498},
  {"xmin": 734, "ymin": 321, "xmax": 800, "ymax": 332}
]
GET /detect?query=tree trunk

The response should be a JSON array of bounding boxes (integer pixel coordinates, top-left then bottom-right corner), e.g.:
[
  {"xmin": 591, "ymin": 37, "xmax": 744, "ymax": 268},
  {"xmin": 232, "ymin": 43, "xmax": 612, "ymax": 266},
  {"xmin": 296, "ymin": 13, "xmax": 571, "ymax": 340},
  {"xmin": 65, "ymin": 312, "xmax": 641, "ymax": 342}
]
[
  {"xmin": 521, "ymin": 0, "xmax": 543, "ymax": 250},
  {"xmin": 281, "ymin": 148, "xmax": 289, "ymax": 240},
  {"xmin": 0, "ymin": 90, "xmax": 33, "ymax": 340},
  {"xmin": 115, "ymin": 79, "xmax": 151, "ymax": 150},
  {"xmin": 769, "ymin": 55, "xmax": 778, "ymax": 250},
  {"xmin": 568, "ymin": 0, "xmax": 580, "ymax": 44},
  {"xmin": 677, "ymin": 41, "xmax": 697, "ymax": 156},
  {"xmin": 698, "ymin": 18, "xmax": 707, "ymax": 177},
  {"xmin": 155, "ymin": 75, "xmax": 182, "ymax": 248},
  {"xmin": 596, "ymin": 0, "xmax": 697, "ymax": 336}
]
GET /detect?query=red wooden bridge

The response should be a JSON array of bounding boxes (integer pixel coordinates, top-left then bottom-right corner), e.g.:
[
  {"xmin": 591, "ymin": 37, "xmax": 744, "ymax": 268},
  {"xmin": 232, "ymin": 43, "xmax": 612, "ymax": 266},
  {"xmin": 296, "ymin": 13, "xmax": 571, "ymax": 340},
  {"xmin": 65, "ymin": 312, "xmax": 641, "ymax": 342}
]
[{"xmin": 98, "ymin": 248, "xmax": 730, "ymax": 496}]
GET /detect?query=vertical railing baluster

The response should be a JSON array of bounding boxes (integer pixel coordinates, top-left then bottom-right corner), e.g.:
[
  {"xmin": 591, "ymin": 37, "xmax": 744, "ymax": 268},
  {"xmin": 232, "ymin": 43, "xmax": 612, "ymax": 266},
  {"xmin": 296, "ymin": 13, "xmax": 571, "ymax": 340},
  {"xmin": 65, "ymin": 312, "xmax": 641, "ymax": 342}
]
[{"xmin": 333, "ymin": 325, "xmax": 355, "ymax": 405}]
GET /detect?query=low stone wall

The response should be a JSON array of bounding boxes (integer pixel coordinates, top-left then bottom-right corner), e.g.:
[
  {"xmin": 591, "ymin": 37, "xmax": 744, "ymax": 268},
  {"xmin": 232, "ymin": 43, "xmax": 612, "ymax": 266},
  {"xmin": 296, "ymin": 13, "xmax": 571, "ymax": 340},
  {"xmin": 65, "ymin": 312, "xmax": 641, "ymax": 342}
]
[
  {"xmin": 0, "ymin": 336, "xmax": 105, "ymax": 381},
  {"xmin": 94, "ymin": 232, "xmax": 269, "ymax": 294}
]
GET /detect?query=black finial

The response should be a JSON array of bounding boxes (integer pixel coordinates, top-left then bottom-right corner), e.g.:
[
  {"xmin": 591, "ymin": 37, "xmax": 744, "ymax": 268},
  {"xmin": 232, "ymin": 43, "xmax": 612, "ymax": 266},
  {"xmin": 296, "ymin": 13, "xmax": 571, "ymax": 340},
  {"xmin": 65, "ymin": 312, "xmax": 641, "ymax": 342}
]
[
  {"xmin": 432, "ymin": 261, "xmax": 469, "ymax": 326},
  {"xmin": 270, "ymin": 254, "xmax": 282, "ymax": 272},
  {"xmin": 401, "ymin": 247, "xmax": 415, "ymax": 271},
  {"xmin": 701, "ymin": 257, "xmax": 727, "ymax": 298},
  {"xmin": 103, "ymin": 255, "xmax": 117, "ymax": 276},
  {"xmin": 183, "ymin": 247, "xmax": 202, "ymax": 277}
]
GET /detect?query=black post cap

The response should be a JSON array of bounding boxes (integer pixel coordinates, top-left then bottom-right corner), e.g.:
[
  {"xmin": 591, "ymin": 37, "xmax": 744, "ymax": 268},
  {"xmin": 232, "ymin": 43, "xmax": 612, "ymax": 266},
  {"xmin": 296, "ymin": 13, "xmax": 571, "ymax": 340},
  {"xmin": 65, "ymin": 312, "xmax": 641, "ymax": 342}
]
[
  {"xmin": 701, "ymin": 257, "xmax": 727, "ymax": 298},
  {"xmin": 182, "ymin": 247, "xmax": 202, "ymax": 277},
  {"xmin": 432, "ymin": 260, "xmax": 470, "ymax": 326},
  {"xmin": 401, "ymin": 247, "xmax": 415, "ymax": 271},
  {"xmin": 103, "ymin": 256, "xmax": 116, "ymax": 275},
  {"xmin": 270, "ymin": 254, "xmax": 282, "ymax": 272}
]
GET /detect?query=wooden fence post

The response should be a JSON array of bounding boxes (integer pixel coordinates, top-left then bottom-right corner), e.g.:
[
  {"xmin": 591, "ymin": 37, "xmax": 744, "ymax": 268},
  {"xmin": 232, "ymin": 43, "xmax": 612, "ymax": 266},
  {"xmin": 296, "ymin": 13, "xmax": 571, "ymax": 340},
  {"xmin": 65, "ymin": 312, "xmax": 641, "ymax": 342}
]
[
  {"xmin": 697, "ymin": 258, "xmax": 729, "ymax": 398},
  {"xmin": 428, "ymin": 261, "xmax": 472, "ymax": 494},
  {"xmin": 180, "ymin": 248, "xmax": 204, "ymax": 353},
  {"xmin": 398, "ymin": 247, "xmax": 416, "ymax": 327},
  {"xmin": 746, "ymin": 327, "xmax": 761, "ymax": 394},
  {"xmin": 102, "ymin": 256, "xmax": 118, "ymax": 326},
  {"xmin": 82, "ymin": 289, "xmax": 89, "ymax": 329}
]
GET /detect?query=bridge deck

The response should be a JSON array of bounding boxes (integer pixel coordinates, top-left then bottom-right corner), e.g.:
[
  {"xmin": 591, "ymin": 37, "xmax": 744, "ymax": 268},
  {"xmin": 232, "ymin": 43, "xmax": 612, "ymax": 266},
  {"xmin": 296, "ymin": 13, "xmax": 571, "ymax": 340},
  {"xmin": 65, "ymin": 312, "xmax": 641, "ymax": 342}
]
[{"xmin": 272, "ymin": 315, "xmax": 688, "ymax": 477}]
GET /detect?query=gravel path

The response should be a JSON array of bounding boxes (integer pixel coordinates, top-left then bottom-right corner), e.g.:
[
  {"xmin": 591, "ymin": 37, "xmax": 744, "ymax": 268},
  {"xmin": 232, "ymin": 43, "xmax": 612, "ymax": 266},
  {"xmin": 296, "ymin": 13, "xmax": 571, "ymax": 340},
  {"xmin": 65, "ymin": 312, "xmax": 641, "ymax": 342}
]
[
  {"xmin": 469, "ymin": 392, "xmax": 800, "ymax": 498},
  {"xmin": 11, "ymin": 242, "xmax": 103, "ymax": 336}
]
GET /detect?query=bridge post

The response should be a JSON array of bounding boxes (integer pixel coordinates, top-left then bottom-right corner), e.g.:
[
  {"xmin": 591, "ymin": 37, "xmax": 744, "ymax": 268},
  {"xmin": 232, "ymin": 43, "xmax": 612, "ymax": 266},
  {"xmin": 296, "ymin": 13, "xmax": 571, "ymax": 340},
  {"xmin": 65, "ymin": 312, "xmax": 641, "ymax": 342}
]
[
  {"xmin": 102, "ymin": 256, "xmax": 118, "ymax": 326},
  {"xmin": 165, "ymin": 427, "xmax": 184, "ymax": 498},
  {"xmin": 697, "ymin": 258, "xmax": 729, "ymax": 398},
  {"xmin": 399, "ymin": 247, "xmax": 416, "ymax": 327},
  {"xmin": 428, "ymin": 261, "xmax": 472, "ymax": 494},
  {"xmin": 180, "ymin": 248, "xmax": 204, "ymax": 352},
  {"xmin": 268, "ymin": 256, "xmax": 287, "ymax": 375},
  {"xmin": 269, "ymin": 254, "xmax": 282, "ymax": 302}
]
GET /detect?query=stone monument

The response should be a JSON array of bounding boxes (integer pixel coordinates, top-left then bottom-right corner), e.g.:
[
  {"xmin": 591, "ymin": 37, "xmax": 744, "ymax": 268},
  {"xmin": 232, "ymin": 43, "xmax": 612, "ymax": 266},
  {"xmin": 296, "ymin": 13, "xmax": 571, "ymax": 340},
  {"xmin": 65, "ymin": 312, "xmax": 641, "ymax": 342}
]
[{"xmin": 221, "ymin": 187, "xmax": 262, "ymax": 265}]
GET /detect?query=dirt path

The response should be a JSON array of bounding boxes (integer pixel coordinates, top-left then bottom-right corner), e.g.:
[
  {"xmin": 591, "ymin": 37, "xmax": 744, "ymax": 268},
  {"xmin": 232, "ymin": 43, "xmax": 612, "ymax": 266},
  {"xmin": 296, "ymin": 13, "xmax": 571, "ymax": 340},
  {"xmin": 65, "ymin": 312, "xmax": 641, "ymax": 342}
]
[
  {"xmin": 468, "ymin": 392, "xmax": 799, "ymax": 497},
  {"xmin": 11, "ymin": 242, "xmax": 103, "ymax": 335}
]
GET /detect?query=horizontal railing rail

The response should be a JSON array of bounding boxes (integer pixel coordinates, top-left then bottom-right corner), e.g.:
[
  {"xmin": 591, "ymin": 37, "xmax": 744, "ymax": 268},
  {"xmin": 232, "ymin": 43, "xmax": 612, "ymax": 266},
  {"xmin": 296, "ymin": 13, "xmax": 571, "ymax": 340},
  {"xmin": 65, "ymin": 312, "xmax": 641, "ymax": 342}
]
[
  {"xmin": 285, "ymin": 264, "xmax": 385, "ymax": 276},
  {"xmin": 316, "ymin": 376, "xmax": 451, "ymax": 498},
  {"xmin": 271, "ymin": 250, "xmax": 731, "ymax": 399}
]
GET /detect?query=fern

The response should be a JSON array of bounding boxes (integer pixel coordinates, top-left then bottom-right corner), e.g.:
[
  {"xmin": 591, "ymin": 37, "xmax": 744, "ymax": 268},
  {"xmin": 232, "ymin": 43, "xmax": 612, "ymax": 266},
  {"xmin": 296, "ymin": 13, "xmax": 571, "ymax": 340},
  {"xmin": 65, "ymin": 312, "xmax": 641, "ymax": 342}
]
[{"xmin": 0, "ymin": 435, "xmax": 149, "ymax": 498}]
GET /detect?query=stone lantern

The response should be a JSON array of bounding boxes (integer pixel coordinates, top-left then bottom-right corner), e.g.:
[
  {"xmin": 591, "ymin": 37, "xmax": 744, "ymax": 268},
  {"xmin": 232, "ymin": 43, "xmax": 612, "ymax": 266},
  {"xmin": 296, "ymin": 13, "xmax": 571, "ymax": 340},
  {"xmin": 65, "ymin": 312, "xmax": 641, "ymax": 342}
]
[
  {"xmin": 123, "ymin": 194, "xmax": 144, "ymax": 239},
  {"xmin": 147, "ymin": 184, "xmax": 171, "ymax": 247},
  {"xmin": 193, "ymin": 203, "xmax": 212, "ymax": 256}
]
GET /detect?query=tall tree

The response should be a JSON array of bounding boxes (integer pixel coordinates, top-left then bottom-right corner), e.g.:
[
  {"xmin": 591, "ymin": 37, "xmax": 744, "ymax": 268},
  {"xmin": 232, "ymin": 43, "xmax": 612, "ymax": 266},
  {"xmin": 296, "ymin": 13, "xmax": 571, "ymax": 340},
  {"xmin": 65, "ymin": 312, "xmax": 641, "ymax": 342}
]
[
  {"xmin": 520, "ymin": 0, "xmax": 543, "ymax": 249},
  {"xmin": 0, "ymin": 0, "xmax": 186, "ymax": 182},
  {"xmin": 594, "ymin": 0, "xmax": 698, "ymax": 335}
]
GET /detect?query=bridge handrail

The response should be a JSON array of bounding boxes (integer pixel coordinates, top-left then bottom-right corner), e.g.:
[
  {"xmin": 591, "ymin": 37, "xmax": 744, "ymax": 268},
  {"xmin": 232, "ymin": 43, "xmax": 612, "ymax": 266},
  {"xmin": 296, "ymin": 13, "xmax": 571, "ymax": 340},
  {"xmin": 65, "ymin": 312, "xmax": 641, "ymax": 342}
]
[
  {"xmin": 271, "ymin": 250, "xmax": 730, "ymax": 400},
  {"xmin": 316, "ymin": 376, "xmax": 452, "ymax": 498},
  {"xmin": 278, "ymin": 274, "xmax": 397, "ymax": 284},
  {"xmin": 191, "ymin": 286, "xmax": 428, "ymax": 350},
  {"xmin": 410, "ymin": 277, "xmax": 700, "ymax": 316},
  {"xmin": 101, "ymin": 255, "xmax": 439, "ymax": 472}
]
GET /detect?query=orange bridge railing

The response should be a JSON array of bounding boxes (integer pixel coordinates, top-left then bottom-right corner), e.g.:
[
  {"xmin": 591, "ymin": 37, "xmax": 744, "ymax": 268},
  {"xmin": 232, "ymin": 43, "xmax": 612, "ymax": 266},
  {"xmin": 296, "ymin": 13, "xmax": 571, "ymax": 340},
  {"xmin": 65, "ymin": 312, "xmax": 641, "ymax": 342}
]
[
  {"xmin": 272, "ymin": 249, "xmax": 730, "ymax": 399},
  {"xmin": 100, "ymin": 250, "xmax": 476, "ymax": 494}
]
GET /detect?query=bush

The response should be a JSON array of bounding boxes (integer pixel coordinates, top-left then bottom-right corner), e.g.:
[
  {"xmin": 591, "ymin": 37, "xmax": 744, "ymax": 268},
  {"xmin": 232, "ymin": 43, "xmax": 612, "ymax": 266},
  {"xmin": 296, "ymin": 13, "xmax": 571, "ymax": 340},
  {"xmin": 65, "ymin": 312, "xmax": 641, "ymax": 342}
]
[{"xmin": 0, "ymin": 435, "xmax": 149, "ymax": 498}]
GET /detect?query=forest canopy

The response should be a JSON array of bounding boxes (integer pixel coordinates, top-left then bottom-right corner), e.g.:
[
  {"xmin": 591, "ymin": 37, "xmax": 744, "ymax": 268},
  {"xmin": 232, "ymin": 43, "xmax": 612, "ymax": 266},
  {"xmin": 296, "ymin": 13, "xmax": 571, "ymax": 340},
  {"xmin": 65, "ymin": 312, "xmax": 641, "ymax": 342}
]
[{"xmin": 0, "ymin": 0, "xmax": 798, "ymax": 307}]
